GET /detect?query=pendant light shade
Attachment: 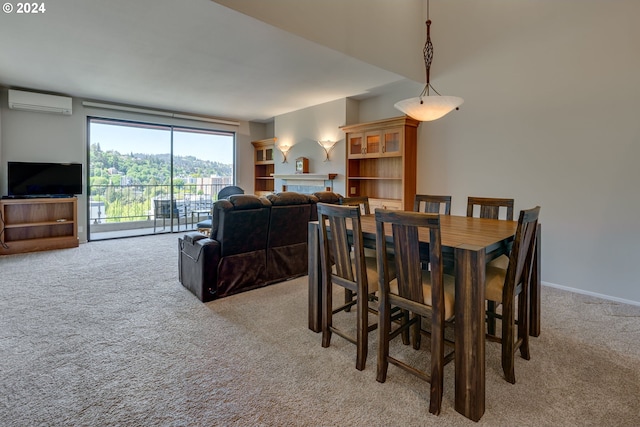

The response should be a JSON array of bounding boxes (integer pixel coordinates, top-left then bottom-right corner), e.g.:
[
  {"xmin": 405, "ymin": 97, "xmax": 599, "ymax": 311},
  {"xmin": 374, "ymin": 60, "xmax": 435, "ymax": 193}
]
[
  {"xmin": 395, "ymin": 4, "xmax": 463, "ymax": 122},
  {"xmin": 394, "ymin": 95, "xmax": 464, "ymax": 122}
]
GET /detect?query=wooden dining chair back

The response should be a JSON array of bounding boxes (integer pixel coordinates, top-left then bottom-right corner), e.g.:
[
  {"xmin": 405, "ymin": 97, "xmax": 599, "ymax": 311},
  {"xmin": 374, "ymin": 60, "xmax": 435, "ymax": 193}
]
[
  {"xmin": 485, "ymin": 206, "xmax": 540, "ymax": 384},
  {"xmin": 316, "ymin": 202, "xmax": 378, "ymax": 371},
  {"xmin": 375, "ymin": 209, "xmax": 455, "ymax": 415},
  {"xmin": 466, "ymin": 197, "xmax": 514, "ymax": 221},
  {"xmin": 414, "ymin": 194, "xmax": 452, "ymax": 215},
  {"xmin": 340, "ymin": 196, "xmax": 371, "ymax": 215}
]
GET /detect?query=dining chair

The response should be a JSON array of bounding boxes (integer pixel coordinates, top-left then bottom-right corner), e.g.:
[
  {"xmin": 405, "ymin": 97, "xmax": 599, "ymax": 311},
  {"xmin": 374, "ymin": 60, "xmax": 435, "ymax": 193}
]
[
  {"xmin": 375, "ymin": 209, "xmax": 456, "ymax": 415},
  {"xmin": 316, "ymin": 202, "xmax": 380, "ymax": 371},
  {"xmin": 414, "ymin": 194, "xmax": 452, "ymax": 215},
  {"xmin": 485, "ymin": 206, "xmax": 540, "ymax": 384},
  {"xmin": 466, "ymin": 196, "xmax": 514, "ymax": 221},
  {"xmin": 467, "ymin": 196, "xmax": 516, "ymax": 333},
  {"xmin": 338, "ymin": 196, "xmax": 373, "ymax": 308},
  {"xmin": 340, "ymin": 196, "xmax": 371, "ymax": 215}
]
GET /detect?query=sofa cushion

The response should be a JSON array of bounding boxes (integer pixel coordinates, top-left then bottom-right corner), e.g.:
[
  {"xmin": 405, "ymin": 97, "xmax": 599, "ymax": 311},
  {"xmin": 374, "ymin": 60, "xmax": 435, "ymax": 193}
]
[
  {"xmin": 211, "ymin": 195, "xmax": 271, "ymax": 239},
  {"xmin": 266, "ymin": 192, "xmax": 311, "ymax": 206},
  {"xmin": 313, "ymin": 191, "xmax": 342, "ymax": 204}
]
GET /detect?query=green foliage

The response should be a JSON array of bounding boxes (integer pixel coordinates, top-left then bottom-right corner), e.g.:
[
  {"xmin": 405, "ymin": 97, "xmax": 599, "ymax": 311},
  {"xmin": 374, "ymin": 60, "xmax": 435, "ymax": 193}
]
[
  {"xmin": 90, "ymin": 143, "xmax": 232, "ymax": 223},
  {"xmin": 90, "ymin": 143, "xmax": 232, "ymax": 185}
]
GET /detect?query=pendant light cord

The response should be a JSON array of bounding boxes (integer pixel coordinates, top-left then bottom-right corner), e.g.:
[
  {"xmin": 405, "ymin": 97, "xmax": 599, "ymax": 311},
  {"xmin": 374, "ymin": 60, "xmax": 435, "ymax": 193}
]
[{"xmin": 421, "ymin": 0, "xmax": 437, "ymax": 99}]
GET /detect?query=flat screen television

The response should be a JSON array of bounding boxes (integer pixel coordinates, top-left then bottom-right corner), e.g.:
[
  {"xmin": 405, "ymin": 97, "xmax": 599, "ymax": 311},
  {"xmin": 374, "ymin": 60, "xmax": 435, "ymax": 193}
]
[{"xmin": 7, "ymin": 161, "xmax": 83, "ymax": 197}]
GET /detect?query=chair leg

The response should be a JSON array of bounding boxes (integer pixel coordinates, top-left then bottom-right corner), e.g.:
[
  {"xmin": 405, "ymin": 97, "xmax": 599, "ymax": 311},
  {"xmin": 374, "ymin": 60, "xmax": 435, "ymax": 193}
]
[
  {"xmin": 487, "ymin": 300, "xmax": 497, "ymax": 336},
  {"xmin": 376, "ymin": 298, "xmax": 391, "ymax": 383},
  {"xmin": 501, "ymin": 296, "xmax": 516, "ymax": 384},
  {"xmin": 518, "ymin": 292, "xmax": 531, "ymax": 360},
  {"xmin": 411, "ymin": 313, "xmax": 421, "ymax": 350},
  {"xmin": 429, "ymin": 310, "xmax": 445, "ymax": 415},
  {"xmin": 344, "ymin": 289, "xmax": 353, "ymax": 312},
  {"xmin": 355, "ymin": 290, "xmax": 367, "ymax": 371},
  {"xmin": 321, "ymin": 280, "xmax": 333, "ymax": 349},
  {"xmin": 401, "ymin": 309, "xmax": 411, "ymax": 345}
]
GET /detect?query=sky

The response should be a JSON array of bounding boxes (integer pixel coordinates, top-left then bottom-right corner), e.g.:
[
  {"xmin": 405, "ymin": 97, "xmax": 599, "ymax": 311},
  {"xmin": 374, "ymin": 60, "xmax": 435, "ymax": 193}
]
[{"xmin": 89, "ymin": 122, "xmax": 234, "ymax": 165}]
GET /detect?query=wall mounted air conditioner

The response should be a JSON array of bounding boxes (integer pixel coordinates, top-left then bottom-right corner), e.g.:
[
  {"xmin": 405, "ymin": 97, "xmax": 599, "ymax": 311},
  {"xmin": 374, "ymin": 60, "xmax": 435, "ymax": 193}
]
[{"xmin": 8, "ymin": 89, "xmax": 73, "ymax": 115}]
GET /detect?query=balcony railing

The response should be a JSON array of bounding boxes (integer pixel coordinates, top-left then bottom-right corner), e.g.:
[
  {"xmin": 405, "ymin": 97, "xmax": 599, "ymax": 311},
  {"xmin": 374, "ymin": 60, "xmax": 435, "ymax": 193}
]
[{"xmin": 89, "ymin": 182, "xmax": 231, "ymax": 235}]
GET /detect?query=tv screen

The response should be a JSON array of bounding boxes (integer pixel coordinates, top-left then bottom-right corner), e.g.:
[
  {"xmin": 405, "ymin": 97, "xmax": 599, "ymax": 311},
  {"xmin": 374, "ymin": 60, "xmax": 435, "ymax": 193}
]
[{"xmin": 7, "ymin": 162, "xmax": 83, "ymax": 197}]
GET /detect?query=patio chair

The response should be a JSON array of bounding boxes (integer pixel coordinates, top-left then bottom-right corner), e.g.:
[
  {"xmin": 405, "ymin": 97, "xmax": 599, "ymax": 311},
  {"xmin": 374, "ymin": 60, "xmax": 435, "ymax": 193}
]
[{"xmin": 153, "ymin": 199, "xmax": 187, "ymax": 232}]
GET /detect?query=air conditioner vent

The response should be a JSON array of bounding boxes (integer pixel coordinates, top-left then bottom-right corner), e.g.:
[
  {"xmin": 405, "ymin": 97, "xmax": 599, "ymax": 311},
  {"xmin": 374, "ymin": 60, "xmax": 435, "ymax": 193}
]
[{"xmin": 8, "ymin": 89, "xmax": 72, "ymax": 115}]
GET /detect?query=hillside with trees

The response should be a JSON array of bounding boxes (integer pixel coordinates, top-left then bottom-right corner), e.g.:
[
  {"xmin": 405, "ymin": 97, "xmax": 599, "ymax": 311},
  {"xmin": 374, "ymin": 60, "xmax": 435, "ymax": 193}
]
[
  {"xmin": 89, "ymin": 143, "xmax": 231, "ymax": 186},
  {"xmin": 89, "ymin": 143, "xmax": 232, "ymax": 223}
]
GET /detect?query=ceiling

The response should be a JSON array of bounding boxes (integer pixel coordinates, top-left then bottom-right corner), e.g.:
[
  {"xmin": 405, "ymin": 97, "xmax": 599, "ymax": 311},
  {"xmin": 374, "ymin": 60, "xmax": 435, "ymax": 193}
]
[{"xmin": 0, "ymin": 0, "xmax": 407, "ymax": 122}]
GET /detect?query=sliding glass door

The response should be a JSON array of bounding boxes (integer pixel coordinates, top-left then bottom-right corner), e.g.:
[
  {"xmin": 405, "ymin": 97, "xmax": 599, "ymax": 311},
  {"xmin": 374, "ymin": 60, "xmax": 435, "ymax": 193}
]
[{"xmin": 88, "ymin": 118, "xmax": 235, "ymax": 240}]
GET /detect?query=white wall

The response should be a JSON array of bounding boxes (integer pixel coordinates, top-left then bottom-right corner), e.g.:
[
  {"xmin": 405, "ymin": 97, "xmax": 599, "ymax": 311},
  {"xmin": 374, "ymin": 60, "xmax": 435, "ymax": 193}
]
[
  {"xmin": 274, "ymin": 99, "xmax": 348, "ymax": 196},
  {"xmin": 427, "ymin": 0, "xmax": 640, "ymax": 304}
]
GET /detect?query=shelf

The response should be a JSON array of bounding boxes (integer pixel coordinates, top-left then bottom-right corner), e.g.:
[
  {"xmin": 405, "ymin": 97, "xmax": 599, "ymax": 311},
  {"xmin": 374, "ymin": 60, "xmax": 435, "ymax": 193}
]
[
  {"xmin": 0, "ymin": 197, "xmax": 78, "ymax": 255},
  {"xmin": 272, "ymin": 173, "xmax": 338, "ymax": 180},
  {"xmin": 6, "ymin": 220, "xmax": 74, "ymax": 228}
]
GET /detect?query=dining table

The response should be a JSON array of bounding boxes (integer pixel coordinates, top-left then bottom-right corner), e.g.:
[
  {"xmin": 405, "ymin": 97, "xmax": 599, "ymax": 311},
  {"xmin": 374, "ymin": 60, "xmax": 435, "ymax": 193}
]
[{"xmin": 307, "ymin": 213, "xmax": 541, "ymax": 421}]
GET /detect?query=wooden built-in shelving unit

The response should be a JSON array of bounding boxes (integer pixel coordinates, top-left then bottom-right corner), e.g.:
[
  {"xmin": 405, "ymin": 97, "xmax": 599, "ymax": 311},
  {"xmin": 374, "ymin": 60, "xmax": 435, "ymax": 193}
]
[
  {"xmin": 0, "ymin": 197, "xmax": 79, "ymax": 255},
  {"xmin": 251, "ymin": 138, "xmax": 276, "ymax": 196},
  {"xmin": 341, "ymin": 116, "xmax": 419, "ymax": 211}
]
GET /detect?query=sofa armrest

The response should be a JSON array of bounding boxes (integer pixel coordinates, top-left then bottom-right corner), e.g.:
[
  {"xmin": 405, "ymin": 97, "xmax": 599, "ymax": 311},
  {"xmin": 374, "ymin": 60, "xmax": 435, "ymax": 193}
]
[{"xmin": 178, "ymin": 233, "xmax": 222, "ymax": 302}]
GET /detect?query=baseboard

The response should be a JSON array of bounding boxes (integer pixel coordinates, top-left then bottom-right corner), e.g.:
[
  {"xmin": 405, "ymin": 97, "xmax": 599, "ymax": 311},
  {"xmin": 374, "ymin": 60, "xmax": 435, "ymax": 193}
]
[{"xmin": 542, "ymin": 281, "xmax": 640, "ymax": 307}]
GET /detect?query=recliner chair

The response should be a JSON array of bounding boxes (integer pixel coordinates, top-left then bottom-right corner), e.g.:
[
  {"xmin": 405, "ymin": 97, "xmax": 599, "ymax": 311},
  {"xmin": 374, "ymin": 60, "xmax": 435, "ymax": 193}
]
[{"xmin": 196, "ymin": 185, "xmax": 245, "ymax": 235}]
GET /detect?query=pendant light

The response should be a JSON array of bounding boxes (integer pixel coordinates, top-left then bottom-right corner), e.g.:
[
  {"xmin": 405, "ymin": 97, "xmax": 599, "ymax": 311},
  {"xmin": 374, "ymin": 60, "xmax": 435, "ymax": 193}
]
[{"xmin": 394, "ymin": 1, "xmax": 463, "ymax": 121}]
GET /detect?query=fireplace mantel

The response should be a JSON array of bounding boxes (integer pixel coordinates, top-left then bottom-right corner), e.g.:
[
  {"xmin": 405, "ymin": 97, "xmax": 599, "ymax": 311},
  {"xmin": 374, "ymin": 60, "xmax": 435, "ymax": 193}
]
[
  {"xmin": 272, "ymin": 173, "xmax": 337, "ymax": 181},
  {"xmin": 271, "ymin": 173, "xmax": 338, "ymax": 192}
]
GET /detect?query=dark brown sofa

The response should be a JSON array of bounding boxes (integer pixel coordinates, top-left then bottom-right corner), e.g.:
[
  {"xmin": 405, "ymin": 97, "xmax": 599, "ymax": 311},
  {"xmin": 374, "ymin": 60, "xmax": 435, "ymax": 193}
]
[{"xmin": 178, "ymin": 192, "xmax": 333, "ymax": 302}]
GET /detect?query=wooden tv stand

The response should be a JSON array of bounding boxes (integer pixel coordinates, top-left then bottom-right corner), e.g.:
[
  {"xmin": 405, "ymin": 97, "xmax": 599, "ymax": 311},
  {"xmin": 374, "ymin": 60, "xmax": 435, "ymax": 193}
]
[{"xmin": 0, "ymin": 197, "xmax": 79, "ymax": 255}]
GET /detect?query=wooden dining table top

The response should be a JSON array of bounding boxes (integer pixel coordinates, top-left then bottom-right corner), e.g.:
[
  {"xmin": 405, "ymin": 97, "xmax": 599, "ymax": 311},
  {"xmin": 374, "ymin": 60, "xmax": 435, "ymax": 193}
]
[{"xmin": 357, "ymin": 213, "xmax": 518, "ymax": 249}]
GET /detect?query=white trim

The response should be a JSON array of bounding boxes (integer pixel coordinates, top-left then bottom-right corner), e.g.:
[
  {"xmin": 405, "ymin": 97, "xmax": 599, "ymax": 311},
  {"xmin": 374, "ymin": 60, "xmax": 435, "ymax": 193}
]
[
  {"xmin": 543, "ymin": 281, "xmax": 640, "ymax": 307},
  {"xmin": 81, "ymin": 101, "xmax": 240, "ymax": 126}
]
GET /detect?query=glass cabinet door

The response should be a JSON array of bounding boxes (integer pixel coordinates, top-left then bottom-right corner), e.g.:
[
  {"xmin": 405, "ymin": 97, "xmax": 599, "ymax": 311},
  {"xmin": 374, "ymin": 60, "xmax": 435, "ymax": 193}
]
[
  {"xmin": 381, "ymin": 127, "xmax": 402, "ymax": 156},
  {"xmin": 365, "ymin": 131, "xmax": 381, "ymax": 156},
  {"xmin": 348, "ymin": 133, "xmax": 364, "ymax": 158}
]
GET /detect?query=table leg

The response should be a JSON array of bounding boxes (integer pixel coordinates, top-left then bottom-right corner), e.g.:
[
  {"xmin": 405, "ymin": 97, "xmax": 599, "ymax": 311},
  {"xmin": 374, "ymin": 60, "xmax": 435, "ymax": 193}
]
[
  {"xmin": 308, "ymin": 222, "xmax": 322, "ymax": 333},
  {"xmin": 529, "ymin": 224, "xmax": 542, "ymax": 337},
  {"xmin": 454, "ymin": 244, "xmax": 486, "ymax": 422}
]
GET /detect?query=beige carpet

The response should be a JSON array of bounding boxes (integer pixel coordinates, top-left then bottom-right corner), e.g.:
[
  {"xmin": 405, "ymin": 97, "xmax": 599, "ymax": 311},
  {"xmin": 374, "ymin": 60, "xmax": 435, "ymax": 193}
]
[{"xmin": 1, "ymin": 233, "xmax": 639, "ymax": 426}]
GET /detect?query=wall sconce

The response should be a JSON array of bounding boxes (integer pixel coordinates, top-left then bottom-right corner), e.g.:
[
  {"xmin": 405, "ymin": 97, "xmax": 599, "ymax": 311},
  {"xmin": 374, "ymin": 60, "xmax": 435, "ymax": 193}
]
[
  {"xmin": 317, "ymin": 140, "xmax": 337, "ymax": 161},
  {"xmin": 277, "ymin": 144, "xmax": 292, "ymax": 163}
]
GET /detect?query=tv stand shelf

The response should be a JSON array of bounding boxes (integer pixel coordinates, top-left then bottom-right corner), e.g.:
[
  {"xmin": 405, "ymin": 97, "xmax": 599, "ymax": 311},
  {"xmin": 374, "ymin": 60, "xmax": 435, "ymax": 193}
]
[{"xmin": 0, "ymin": 197, "xmax": 78, "ymax": 255}]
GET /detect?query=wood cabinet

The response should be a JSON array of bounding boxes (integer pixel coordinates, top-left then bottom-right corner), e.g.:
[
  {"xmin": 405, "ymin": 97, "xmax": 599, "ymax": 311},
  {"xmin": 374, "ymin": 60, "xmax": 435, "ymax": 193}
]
[
  {"xmin": 342, "ymin": 116, "xmax": 419, "ymax": 211},
  {"xmin": 251, "ymin": 138, "xmax": 276, "ymax": 196},
  {"xmin": 0, "ymin": 197, "xmax": 79, "ymax": 255}
]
